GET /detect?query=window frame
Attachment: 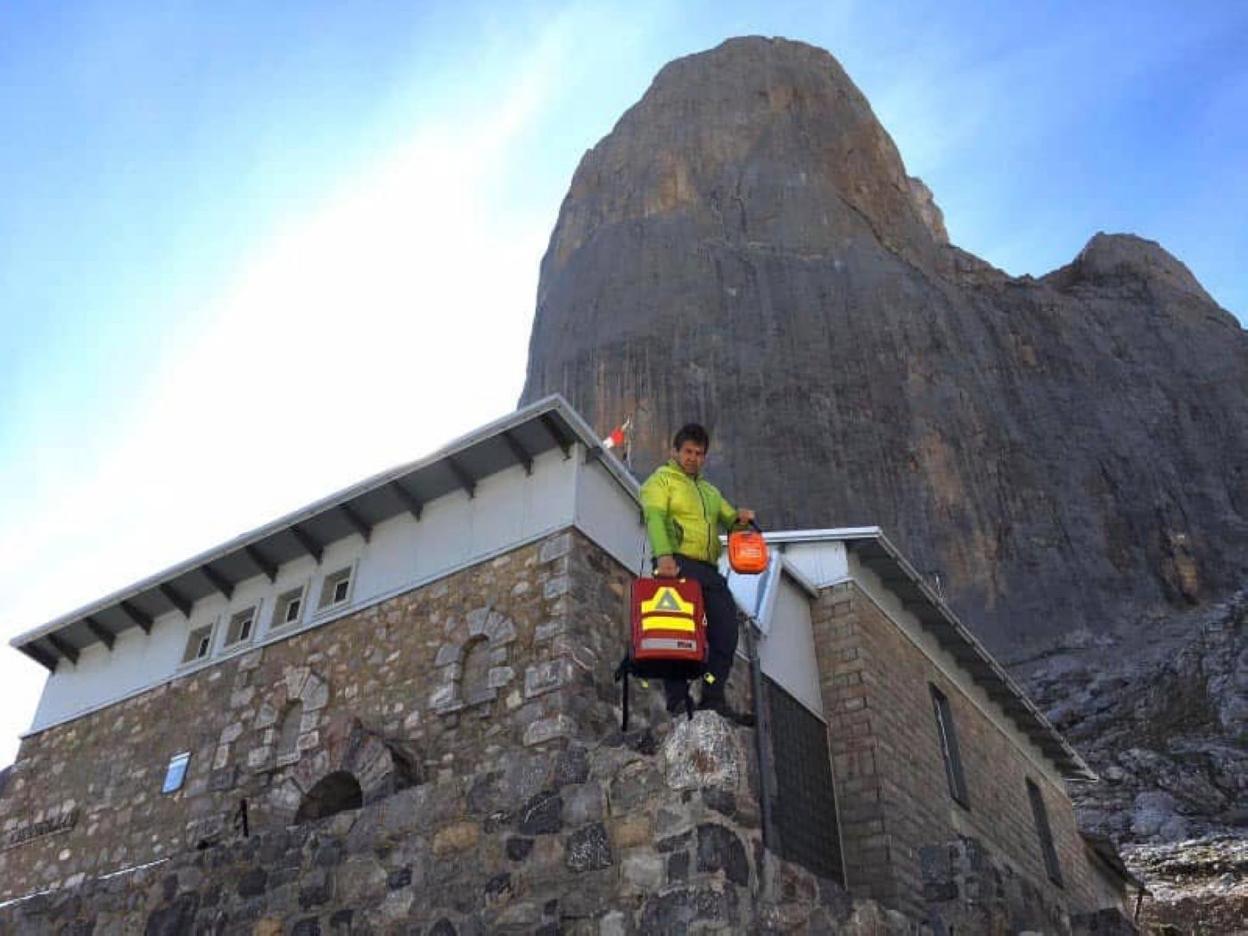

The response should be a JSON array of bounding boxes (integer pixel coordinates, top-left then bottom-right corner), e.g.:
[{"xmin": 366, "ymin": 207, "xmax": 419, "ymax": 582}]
[
  {"xmin": 180, "ymin": 620, "xmax": 218, "ymax": 666},
  {"xmin": 161, "ymin": 751, "xmax": 191, "ymax": 794},
  {"xmin": 270, "ymin": 584, "xmax": 309, "ymax": 632},
  {"xmin": 316, "ymin": 563, "xmax": 356, "ymax": 614},
  {"xmin": 1027, "ymin": 777, "xmax": 1064, "ymax": 886},
  {"xmin": 929, "ymin": 684, "xmax": 970, "ymax": 809},
  {"xmin": 223, "ymin": 603, "xmax": 259, "ymax": 648}
]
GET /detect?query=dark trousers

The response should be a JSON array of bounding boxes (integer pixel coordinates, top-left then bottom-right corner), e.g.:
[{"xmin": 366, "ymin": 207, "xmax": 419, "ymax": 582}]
[{"xmin": 661, "ymin": 555, "xmax": 739, "ymax": 706}]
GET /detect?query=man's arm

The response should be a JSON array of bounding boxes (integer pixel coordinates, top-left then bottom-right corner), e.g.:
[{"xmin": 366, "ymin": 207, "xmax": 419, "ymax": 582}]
[
  {"xmin": 639, "ymin": 473, "xmax": 676, "ymax": 559},
  {"xmin": 717, "ymin": 492, "xmax": 755, "ymax": 530}
]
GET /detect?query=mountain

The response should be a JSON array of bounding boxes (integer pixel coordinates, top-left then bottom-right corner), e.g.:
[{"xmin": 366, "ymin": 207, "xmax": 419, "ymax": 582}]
[{"xmin": 520, "ymin": 36, "xmax": 1248, "ymax": 654}]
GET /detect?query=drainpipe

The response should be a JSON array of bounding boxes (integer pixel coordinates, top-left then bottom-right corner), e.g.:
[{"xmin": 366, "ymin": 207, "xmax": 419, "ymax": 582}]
[{"xmin": 741, "ymin": 609, "xmax": 777, "ymax": 858}]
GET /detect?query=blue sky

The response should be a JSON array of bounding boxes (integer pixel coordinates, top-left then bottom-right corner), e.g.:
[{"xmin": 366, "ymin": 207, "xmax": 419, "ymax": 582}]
[{"xmin": 0, "ymin": 0, "xmax": 1244, "ymax": 762}]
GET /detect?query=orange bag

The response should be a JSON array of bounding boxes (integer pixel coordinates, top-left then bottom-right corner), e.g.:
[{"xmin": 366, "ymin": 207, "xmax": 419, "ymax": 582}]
[{"xmin": 728, "ymin": 520, "xmax": 770, "ymax": 575}]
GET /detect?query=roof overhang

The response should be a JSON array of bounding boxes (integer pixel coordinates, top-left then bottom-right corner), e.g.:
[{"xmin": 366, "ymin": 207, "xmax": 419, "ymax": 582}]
[
  {"xmin": 12, "ymin": 395, "xmax": 637, "ymax": 670},
  {"xmin": 765, "ymin": 527, "xmax": 1096, "ymax": 781}
]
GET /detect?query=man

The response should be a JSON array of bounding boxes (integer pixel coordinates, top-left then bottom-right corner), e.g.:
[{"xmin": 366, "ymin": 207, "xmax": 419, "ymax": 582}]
[{"xmin": 639, "ymin": 423, "xmax": 755, "ymax": 720}]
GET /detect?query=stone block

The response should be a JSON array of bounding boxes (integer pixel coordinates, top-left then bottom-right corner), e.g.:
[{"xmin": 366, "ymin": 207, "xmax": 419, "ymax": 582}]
[
  {"xmin": 539, "ymin": 532, "xmax": 572, "ymax": 564},
  {"xmin": 662, "ymin": 712, "xmax": 741, "ymax": 792},
  {"xmin": 525, "ymin": 659, "xmax": 571, "ymax": 699},
  {"xmin": 501, "ymin": 836, "xmax": 533, "ymax": 864},
  {"xmin": 518, "ymin": 791, "xmax": 563, "ymax": 835},
  {"xmin": 609, "ymin": 813, "xmax": 653, "ymax": 850},
  {"xmin": 524, "ymin": 715, "xmax": 574, "ymax": 747},
  {"xmin": 467, "ymin": 607, "xmax": 491, "ymax": 637},
  {"xmin": 335, "ymin": 857, "xmax": 388, "ymax": 904},
  {"xmin": 610, "ymin": 760, "xmax": 664, "ymax": 811},
  {"xmin": 208, "ymin": 767, "xmax": 237, "ymax": 793},
  {"xmin": 229, "ymin": 687, "xmax": 255, "ymax": 710},
  {"xmin": 284, "ymin": 666, "xmax": 310, "ymax": 700},
  {"xmin": 535, "ymin": 619, "xmax": 566, "ymax": 642},
  {"xmin": 238, "ymin": 649, "xmax": 263, "ymax": 671},
  {"xmin": 302, "ymin": 676, "xmax": 330, "ymax": 711},
  {"xmin": 432, "ymin": 821, "xmax": 480, "ymax": 856},
  {"xmin": 486, "ymin": 611, "xmax": 516, "ymax": 645},
  {"xmin": 565, "ymin": 822, "xmax": 612, "ymax": 872},
  {"xmin": 428, "ymin": 684, "xmax": 455, "ymax": 711},
  {"xmin": 434, "ymin": 642, "xmax": 462, "ymax": 668},
  {"xmin": 254, "ymin": 702, "xmax": 278, "ymax": 730},
  {"xmin": 696, "ymin": 823, "xmax": 750, "ymax": 886},
  {"xmin": 621, "ymin": 849, "xmax": 665, "ymax": 889},
  {"xmin": 544, "ymin": 576, "xmax": 570, "ymax": 600},
  {"xmin": 488, "ymin": 666, "xmax": 516, "ymax": 689},
  {"xmin": 554, "ymin": 746, "xmax": 590, "ymax": 787},
  {"xmin": 562, "ymin": 782, "xmax": 604, "ymax": 826},
  {"xmin": 219, "ymin": 722, "xmax": 244, "ymax": 745}
]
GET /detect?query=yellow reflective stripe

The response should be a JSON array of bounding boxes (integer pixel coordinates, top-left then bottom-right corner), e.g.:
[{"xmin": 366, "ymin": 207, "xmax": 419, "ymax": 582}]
[
  {"xmin": 640, "ymin": 614, "xmax": 697, "ymax": 633},
  {"xmin": 640, "ymin": 586, "xmax": 695, "ymax": 616}
]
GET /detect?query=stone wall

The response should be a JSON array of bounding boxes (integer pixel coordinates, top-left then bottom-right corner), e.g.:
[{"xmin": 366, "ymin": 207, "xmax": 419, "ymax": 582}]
[
  {"xmin": 810, "ymin": 581, "xmax": 1129, "ymax": 930},
  {"xmin": 0, "ymin": 528, "xmax": 640, "ymax": 901},
  {"xmin": 0, "ymin": 708, "xmax": 894, "ymax": 934}
]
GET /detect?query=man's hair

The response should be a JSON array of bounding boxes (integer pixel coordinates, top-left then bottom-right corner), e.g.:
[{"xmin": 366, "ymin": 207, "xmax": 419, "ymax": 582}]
[{"xmin": 672, "ymin": 423, "xmax": 710, "ymax": 451}]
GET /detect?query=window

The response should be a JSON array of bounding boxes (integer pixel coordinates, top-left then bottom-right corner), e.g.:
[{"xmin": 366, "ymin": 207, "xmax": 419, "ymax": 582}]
[
  {"xmin": 224, "ymin": 606, "xmax": 258, "ymax": 647},
  {"xmin": 318, "ymin": 566, "xmax": 354, "ymax": 611},
  {"xmin": 930, "ymin": 685, "xmax": 969, "ymax": 808},
  {"xmin": 181, "ymin": 624, "xmax": 215, "ymax": 664},
  {"xmin": 162, "ymin": 752, "xmax": 191, "ymax": 794},
  {"xmin": 271, "ymin": 586, "xmax": 306, "ymax": 630},
  {"xmin": 1027, "ymin": 778, "xmax": 1064, "ymax": 886}
]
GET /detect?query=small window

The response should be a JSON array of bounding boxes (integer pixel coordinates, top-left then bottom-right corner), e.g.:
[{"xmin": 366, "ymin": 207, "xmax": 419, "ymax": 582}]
[
  {"xmin": 930, "ymin": 685, "xmax": 969, "ymax": 808},
  {"xmin": 182, "ymin": 624, "xmax": 215, "ymax": 663},
  {"xmin": 318, "ymin": 567, "xmax": 353, "ymax": 611},
  {"xmin": 224, "ymin": 606, "xmax": 257, "ymax": 647},
  {"xmin": 1027, "ymin": 778, "xmax": 1064, "ymax": 886},
  {"xmin": 272, "ymin": 587, "xmax": 305, "ymax": 629},
  {"xmin": 162, "ymin": 752, "xmax": 191, "ymax": 794}
]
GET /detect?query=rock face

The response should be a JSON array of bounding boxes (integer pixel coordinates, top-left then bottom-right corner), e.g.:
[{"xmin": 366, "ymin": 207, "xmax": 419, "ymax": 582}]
[
  {"xmin": 520, "ymin": 36, "xmax": 1248, "ymax": 653},
  {"xmin": 1018, "ymin": 589, "xmax": 1248, "ymax": 844}
]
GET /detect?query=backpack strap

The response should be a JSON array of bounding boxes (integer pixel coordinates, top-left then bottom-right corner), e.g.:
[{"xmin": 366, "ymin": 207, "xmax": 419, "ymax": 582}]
[{"xmin": 614, "ymin": 655, "xmax": 631, "ymax": 731}]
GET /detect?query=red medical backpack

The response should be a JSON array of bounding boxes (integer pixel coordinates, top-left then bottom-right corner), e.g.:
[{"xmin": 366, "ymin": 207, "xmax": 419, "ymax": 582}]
[{"xmin": 614, "ymin": 577, "xmax": 708, "ymax": 729}]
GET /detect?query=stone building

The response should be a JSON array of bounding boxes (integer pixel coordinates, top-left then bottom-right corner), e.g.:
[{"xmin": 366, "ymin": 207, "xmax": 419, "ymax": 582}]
[{"xmin": 0, "ymin": 397, "xmax": 1136, "ymax": 932}]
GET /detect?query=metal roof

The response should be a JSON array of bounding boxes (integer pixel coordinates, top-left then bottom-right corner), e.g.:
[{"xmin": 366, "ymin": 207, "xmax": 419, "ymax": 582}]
[
  {"xmin": 766, "ymin": 527, "xmax": 1095, "ymax": 780},
  {"xmin": 11, "ymin": 395, "xmax": 638, "ymax": 670}
]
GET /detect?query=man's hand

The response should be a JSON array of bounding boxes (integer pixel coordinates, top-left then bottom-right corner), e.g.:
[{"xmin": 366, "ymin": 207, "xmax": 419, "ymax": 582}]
[
  {"xmin": 655, "ymin": 555, "xmax": 679, "ymax": 578},
  {"xmin": 736, "ymin": 508, "xmax": 756, "ymax": 526}
]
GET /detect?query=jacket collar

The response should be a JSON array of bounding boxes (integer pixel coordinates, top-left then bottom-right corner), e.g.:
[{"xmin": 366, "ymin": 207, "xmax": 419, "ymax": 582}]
[{"xmin": 666, "ymin": 458, "xmax": 700, "ymax": 481}]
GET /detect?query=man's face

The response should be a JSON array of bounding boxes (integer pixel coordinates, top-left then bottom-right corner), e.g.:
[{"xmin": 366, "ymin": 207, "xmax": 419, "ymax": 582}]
[{"xmin": 673, "ymin": 440, "xmax": 707, "ymax": 477}]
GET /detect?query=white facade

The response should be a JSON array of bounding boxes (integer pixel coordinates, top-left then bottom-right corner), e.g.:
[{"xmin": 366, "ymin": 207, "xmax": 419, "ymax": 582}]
[{"xmin": 26, "ymin": 444, "xmax": 643, "ymax": 735}]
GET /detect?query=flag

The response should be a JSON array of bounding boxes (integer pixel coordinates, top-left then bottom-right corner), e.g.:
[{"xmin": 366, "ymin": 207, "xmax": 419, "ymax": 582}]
[{"xmin": 601, "ymin": 417, "xmax": 632, "ymax": 450}]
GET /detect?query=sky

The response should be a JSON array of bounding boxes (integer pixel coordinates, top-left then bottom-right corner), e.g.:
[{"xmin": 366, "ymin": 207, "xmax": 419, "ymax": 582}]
[{"xmin": 1, "ymin": 0, "xmax": 1244, "ymax": 765}]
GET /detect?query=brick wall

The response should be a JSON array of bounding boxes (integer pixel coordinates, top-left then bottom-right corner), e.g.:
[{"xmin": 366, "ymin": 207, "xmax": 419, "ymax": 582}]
[{"xmin": 811, "ymin": 581, "xmax": 1118, "ymax": 927}]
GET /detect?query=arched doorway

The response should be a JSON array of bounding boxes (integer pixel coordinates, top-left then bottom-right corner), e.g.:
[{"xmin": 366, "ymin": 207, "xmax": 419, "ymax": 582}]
[{"xmin": 294, "ymin": 770, "xmax": 363, "ymax": 824}]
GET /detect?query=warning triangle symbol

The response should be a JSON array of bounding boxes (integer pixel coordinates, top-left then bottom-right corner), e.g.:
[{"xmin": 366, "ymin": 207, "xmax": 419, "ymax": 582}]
[{"xmin": 654, "ymin": 589, "xmax": 682, "ymax": 612}]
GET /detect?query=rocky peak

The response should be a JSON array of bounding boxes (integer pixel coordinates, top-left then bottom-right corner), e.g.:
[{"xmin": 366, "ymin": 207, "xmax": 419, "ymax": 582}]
[
  {"xmin": 540, "ymin": 36, "xmax": 944, "ymax": 303},
  {"xmin": 522, "ymin": 37, "xmax": 1248, "ymax": 653},
  {"xmin": 1044, "ymin": 232, "xmax": 1216, "ymax": 305}
]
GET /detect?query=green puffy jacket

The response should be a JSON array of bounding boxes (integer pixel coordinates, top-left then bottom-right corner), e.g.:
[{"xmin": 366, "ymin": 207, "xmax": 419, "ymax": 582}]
[{"xmin": 640, "ymin": 460, "xmax": 737, "ymax": 564}]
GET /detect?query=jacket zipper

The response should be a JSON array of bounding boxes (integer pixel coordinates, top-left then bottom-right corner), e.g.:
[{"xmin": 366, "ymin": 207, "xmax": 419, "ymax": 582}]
[{"xmin": 692, "ymin": 474, "xmax": 712, "ymax": 559}]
